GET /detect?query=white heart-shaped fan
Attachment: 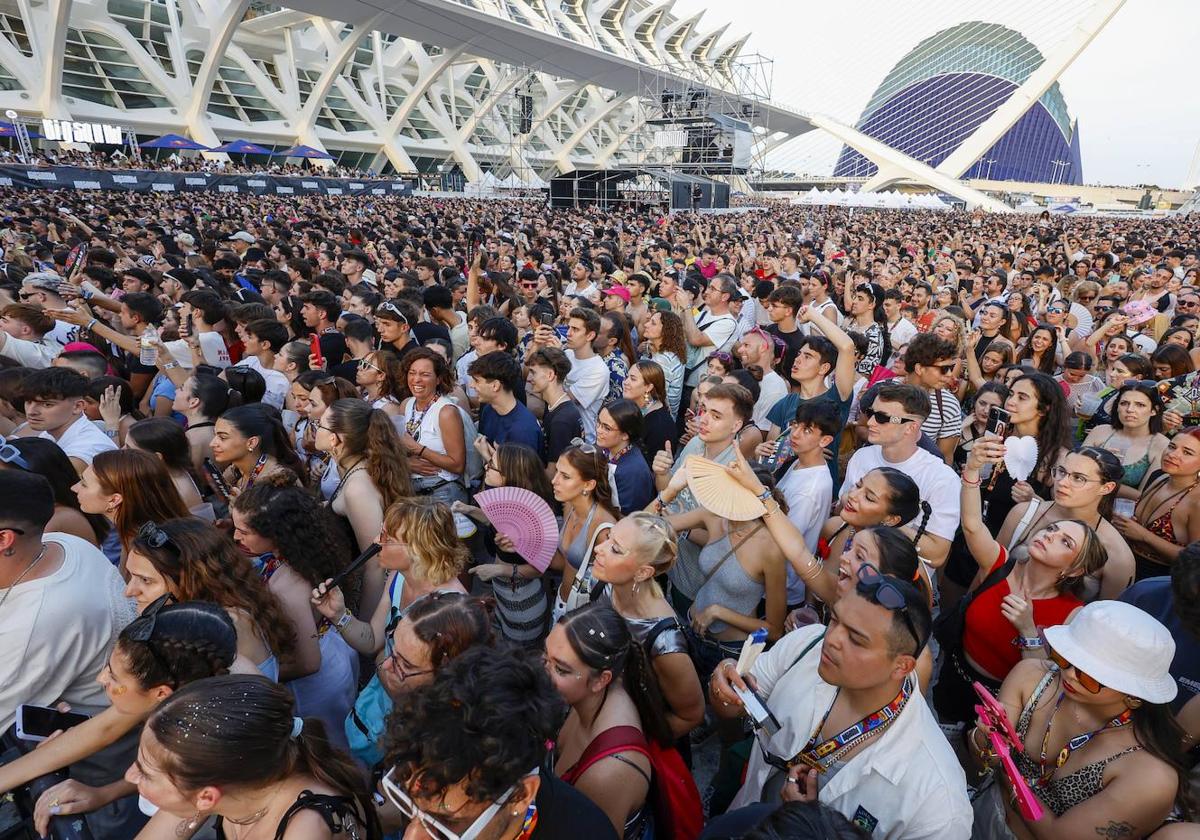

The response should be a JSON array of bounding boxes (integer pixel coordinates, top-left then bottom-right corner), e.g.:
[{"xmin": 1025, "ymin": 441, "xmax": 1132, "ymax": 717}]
[{"xmin": 1003, "ymin": 436, "xmax": 1039, "ymax": 483}]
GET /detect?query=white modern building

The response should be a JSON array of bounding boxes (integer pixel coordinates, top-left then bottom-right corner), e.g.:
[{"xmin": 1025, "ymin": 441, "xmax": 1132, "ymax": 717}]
[{"xmin": 0, "ymin": 0, "xmax": 1130, "ymax": 208}]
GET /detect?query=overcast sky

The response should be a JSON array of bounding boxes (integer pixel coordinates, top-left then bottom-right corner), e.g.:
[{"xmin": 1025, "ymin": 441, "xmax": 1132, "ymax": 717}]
[{"xmin": 665, "ymin": 0, "xmax": 1199, "ymax": 188}]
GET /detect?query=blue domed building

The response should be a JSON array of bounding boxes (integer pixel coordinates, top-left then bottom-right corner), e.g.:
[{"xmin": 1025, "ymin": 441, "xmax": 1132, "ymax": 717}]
[{"xmin": 834, "ymin": 22, "xmax": 1083, "ymax": 184}]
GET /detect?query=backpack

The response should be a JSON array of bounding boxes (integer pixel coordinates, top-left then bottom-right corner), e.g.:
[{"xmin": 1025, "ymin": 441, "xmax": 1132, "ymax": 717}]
[
  {"xmin": 561, "ymin": 725, "xmax": 703, "ymax": 840},
  {"xmin": 454, "ymin": 404, "xmax": 486, "ymax": 487}
]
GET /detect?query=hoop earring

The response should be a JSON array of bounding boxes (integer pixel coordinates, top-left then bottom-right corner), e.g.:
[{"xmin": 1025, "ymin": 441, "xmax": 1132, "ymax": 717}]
[{"xmin": 1124, "ymin": 696, "xmax": 1143, "ymax": 710}]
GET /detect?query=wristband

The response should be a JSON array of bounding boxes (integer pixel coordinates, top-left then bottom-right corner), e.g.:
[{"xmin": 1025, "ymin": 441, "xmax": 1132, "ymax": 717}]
[
  {"xmin": 755, "ymin": 488, "xmax": 773, "ymax": 502},
  {"xmin": 84, "ymin": 318, "xmax": 98, "ymax": 332},
  {"xmin": 335, "ymin": 610, "xmax": 353, "ymax": 630},
  {"xmin": 163, "ymin": 361, "xmax": 180, "ymax": 370},
  {"xmin": 961, "ymin": 473, "xmax": 982, "ymax": 486},
  {"xmin": 1013, "ymin": 635, "xmax": 1043, "ymax": 649},
  {"xmin": 418, "ymin": 445, "xmax": 427, "ymax": 458}
]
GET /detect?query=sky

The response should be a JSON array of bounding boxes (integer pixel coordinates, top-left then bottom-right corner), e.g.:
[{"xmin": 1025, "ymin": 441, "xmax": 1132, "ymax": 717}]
[{"xmin": 664, "ymin": 0, "xmax": 1199, "ymax": 188}]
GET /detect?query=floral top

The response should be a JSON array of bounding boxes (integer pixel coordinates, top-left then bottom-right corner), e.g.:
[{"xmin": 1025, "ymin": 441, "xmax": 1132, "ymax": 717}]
[{"xmin": 602, "ymin": 350, "xmax": 629, "ymax": 407}]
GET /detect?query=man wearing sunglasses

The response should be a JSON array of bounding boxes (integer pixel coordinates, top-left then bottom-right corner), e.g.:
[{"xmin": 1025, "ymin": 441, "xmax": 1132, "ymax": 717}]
[
  {"xmin": 902, "ymin": 334, "xmax": 962, "ymax": 465},
  {"xmin": 710, "ymin": 577, "xmax": 970, "ymax": 839},
  {"xmin": 381, "ymin": 646, "xmax": 615, "ymax": 840},
  {"xmin": 840, "ymin": 382, "xmax": 959, "ymax": 569}
]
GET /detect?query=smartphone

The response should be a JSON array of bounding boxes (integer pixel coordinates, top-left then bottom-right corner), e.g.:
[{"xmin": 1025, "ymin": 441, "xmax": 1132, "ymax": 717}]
[
  {"xmin": 536, "ymin": 310, "xmax": 555, "ymax": 327},
  {"xmin": 309, "ymin": 333, "xmax": 323, "ymax": 367},
  {"xmin": 16, "ymin": 704, "xmax": 90, "ymax": 742},
  {"xmin": 183, "ymin": 312, "xmax": 193, "ymax": 337},
  {"xmin": 202, "ymin": 457, "xmax": 233, "ymax": 500},
  {"xmin": 985, "ymin": 406, "xmax": 1011, "ymax": 439},
  {"xmin": 762, "ymin": 425, "xmax": 796, "ymax": 471}
]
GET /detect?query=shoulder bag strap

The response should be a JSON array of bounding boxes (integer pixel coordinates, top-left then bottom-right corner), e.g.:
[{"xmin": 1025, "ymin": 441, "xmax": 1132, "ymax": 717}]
[
  {"xmin": 571, "ymin": 521, "xmax": 613, "ymax": 600},
  {"xmin": 1006, "ymin": 500, "xmax": 1045, "ymax": 551},
  {"xmin": 785, "ymin": 630, "xmax": 826, "ymax": 672},
  {"xmin": 700, "ymin": 521, "xmax": 766, "ymax": 589}
]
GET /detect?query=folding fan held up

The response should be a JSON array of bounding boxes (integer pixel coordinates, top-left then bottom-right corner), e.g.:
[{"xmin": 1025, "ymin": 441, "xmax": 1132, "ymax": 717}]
[
  {"xmin": 685, "ymin": 455, "xmax": 766, "ymax": 521},
  {"xmin": 474, "ymin": 487, "xmax": 559, "ymax": 572}
]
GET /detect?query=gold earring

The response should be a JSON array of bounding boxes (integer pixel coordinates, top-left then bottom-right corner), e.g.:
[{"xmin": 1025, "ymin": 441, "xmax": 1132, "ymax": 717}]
[{"xmin": 1124, "ymin": 696, "xmax": 1143, "ymax": 710}]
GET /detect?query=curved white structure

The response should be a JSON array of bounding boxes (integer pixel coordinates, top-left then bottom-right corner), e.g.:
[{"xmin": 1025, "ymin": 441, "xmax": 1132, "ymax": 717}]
[{"xmin": 0, "ymin": 0, "xmax": 1124, "ymax": 209}]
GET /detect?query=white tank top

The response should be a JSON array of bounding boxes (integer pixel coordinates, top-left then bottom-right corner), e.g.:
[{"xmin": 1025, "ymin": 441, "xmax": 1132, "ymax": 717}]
[{"xmin": 400, "ymin": 395, "xmax": 460, "ymax": 484}]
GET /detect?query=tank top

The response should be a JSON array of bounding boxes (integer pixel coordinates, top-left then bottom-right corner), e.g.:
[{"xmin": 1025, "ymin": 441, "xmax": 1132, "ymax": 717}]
[
  {"xmin": 400, "ymin": 395, "xmax": 460, "ymax": 484},
  {"xmin": 962, "ymin": 548, "xmax": 1081, "ymax": 679},
  {"xmin": 562, "ymin": 503, "xmax": 599, "ymax": 571},
  {"xmin": 689, "ymin": 526, "xmax": 765, "ymax": 636}
]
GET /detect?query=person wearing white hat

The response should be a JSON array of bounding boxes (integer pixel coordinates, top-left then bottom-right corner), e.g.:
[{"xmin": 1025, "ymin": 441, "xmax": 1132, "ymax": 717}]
[{"xmin": 972, "ymin": 600, "xmax": 1187, "ymax": 837}]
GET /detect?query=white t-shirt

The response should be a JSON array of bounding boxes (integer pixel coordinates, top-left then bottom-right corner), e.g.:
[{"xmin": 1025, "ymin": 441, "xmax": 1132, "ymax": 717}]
[
  {"xmin": 800, "ymin": 298, "xmax": 840, "ymax": 336},
  {"xmin": 240, "ymin": 356, "xmax": 289, "ymax": 410},
  {"xmin": 753, "ymin": 369, "xmax": 789, "ymax": 430},
  {"xmin": 39, "ymin": 413, "xmax": 117, "ymax": 466},
  {"xmin": 163, "ymin": 331, "xmax": 230, "ymax": 369},
  {"xmin": 456, "ymin": 349, "xmax": 478, "ymax": 400},
  {"xmin": 0, "ymin": 533, "xmax": 136, "ymax": 729},
  {"xmin": 0, "ymin": 334, "xmax": 59, "ymax": 368},
  {"xmin": 45, "ymin": 320, "xmax": 79, "ymax": 352},
  {"xmin": 565, "ymin": 351, "xmax": 609, "ymax": 441},
  {"xmin": 840, "ymin": 445, "xmax": 960, "ymax": 542},
  {"xmin": 887, "ymin": 317, "xmax": 918, "ymax": 355},
  {"xmin": 684, "ymin": 310, "xmax": 737, "ymax": 387},
  {"xmin": 448, "ymin": 311, "xmax": 470, "ymax": 361},
  {"xmin": 777, "ymin": 462, "xmax": 832, "ymax": 604}
]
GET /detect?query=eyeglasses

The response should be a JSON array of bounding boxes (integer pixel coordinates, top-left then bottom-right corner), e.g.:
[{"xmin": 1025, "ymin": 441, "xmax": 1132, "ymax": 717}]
[
  {"xmin": 358, "ymin": 358, "xmax": 384, "ymax": 373},
  {"xmin": 135, "ymin": 521, "xmax": 178, "ymax": 553},
  {"xmin": 856, "ymin": 564, "xmax": 924, "ymax": 656},
  {"xmin": 0, "ymin": 437, "xmax": 31, "ymax": 471},
  {"xmin": 376, "ymin": 301, "xmax": 409, "ymax": 325},
  {"xmin": 1049, "ymin": 646, "xmax": 1102, "ymax": 693},
  {"xmin": 1050, "ymin": 466, "xmax": 1104, "ymax": 487},
  {"xmin": 383, "ymin": 647, "xmax": 433, "ymax": 682},
  {"xmin": 863, "ymin": 408, "xmax": 917, "ymax": 426},
  {"xmin": 381, "ymin": 767, "xmax": 532, "ymax": 840}
]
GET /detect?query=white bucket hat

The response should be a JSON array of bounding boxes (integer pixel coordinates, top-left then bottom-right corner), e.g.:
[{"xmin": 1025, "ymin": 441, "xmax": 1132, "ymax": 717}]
[{"xmin": 1043, "ymin": 601, "xmax": 1177, "ymax": 704}]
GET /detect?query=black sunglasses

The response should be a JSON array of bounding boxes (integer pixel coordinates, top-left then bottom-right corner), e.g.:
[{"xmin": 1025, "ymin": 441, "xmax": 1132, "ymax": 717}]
[
  {"xmin": 136, "ymin": 521, "xmax": 178, "ymax": 553},
  {"xmin": 856, "ymin": 564, "xmax": 925, "ymax": 657},
  {"xmin": 863, "ymin": 408, "xmax": 917, "ymax": 425}
]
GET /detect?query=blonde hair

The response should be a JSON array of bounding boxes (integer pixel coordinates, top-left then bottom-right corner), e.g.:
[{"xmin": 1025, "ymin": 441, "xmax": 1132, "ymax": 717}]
[
  {"xmin": 624, "ymin": 512, "xmax": 679, "ymax": 597},
  {"xmin": 382, "ymin": 497, "xmax": 468, "ymax": 585},
  {"xmin": 931, "ymin": 314, "xmax": 967, "ymax": 354}
]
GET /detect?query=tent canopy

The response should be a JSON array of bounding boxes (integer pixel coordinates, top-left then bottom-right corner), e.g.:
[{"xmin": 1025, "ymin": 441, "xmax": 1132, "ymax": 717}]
[
  {"xmin": 139, "ymin": 133, "xmax": 208, "ymax": 150},
  {"xmin": 209, "ymin": 139, "xmax": 273, "ymax": 155},
  {"xmin": 276, "ymin": 144, "xmax": 333, "ymax": 159}
]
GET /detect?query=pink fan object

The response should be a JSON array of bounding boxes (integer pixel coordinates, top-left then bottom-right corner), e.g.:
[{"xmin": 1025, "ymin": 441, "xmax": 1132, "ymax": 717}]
[{"xmin": 474, "ymin": 487, "xmax": 559, "ymax": 573}]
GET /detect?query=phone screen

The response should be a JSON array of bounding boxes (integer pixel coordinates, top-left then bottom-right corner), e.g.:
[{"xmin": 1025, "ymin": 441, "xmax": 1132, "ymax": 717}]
[{"xmin": 18, "ymin": 704, "xmax": 90, "ymax": 740}]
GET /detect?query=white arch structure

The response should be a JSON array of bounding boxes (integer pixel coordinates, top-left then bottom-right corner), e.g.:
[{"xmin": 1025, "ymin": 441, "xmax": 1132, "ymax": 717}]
[{"xmin": 0, "ymin": 0, "xmax": 1124, "ymax": 206}]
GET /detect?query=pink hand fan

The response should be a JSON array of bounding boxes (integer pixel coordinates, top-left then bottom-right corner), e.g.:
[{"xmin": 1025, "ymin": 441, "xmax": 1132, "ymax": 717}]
[{"xmin": 474, "ymin": 487, "xmax": 559, "ymax": 573}]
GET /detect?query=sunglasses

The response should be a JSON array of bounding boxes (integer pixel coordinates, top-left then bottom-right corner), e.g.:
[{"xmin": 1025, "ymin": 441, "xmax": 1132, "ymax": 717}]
[
  {"xmin": 931, "ymin": 363, "xmax": 956, "ymax": 374},
  {"xmin": 381, "ymin": 768, "xmax": 532, "ymax": 840},
  {"xmin": 376, "ymin": 301, "xmax": 409, "ymax": 324},
  {"xmin": 864, "ymin": 408, "xmax": 917, "ymax": 425},
  {"xmin": 0, "ymin": 437, "xmax": 31, "ymax": 471},
  {"xmin": 855, "ymin": 564, "xmax": 924, "ymax": 656},
  {"xmin": 1049, "ymin": 646, "xmax": 1103, "ymax": 693},
  {"xmin": 136, "ymin": 521, "xmax": 178, "ymax": 553},
  {"xmin": 570, "ymin": 437, "xmax": 602, "ymax": 458},
  {"xmin": 358, "ymin": 358, "xmax": 384, "ymax": 373}
]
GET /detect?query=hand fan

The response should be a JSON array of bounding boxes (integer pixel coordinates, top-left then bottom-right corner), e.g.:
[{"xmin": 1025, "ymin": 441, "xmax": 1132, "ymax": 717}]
[
  {"xmin": 1003, "ymin": 436, "xmax": 1039, "ymax": 483},
  {"xmin": 685, "ymin": 455, "xmax": 766, "ymax": 521},
  {"xmin": 475, "ymin": 487, "xmax": 559, "ymax": 572}
]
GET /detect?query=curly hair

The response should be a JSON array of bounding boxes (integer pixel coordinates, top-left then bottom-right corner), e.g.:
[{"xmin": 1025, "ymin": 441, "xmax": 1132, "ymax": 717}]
[
  {"xmin": 383, "ymin": 646, "xmax": 565, "ymax": 804},
  {"xmin": 382, "ymin": 497, "xmax": 468, "ymax": 585},
  {"xmin": 231, "ymin": 474, "xmax": 350, "ymax": 587},
  {"xmin": 650, "ymin": 310, "xmax": 688, "ymax": 366},
  {"xmin": 117, "ymin": 599, "xmax": 237, "ymax": 690},
  {"xmin": 398, "ymin": 347, "xmax": 454, "ymax": 399},
  {"xmin": 132, "ymin": 518, "xmax": 296, "ymax": 659}
]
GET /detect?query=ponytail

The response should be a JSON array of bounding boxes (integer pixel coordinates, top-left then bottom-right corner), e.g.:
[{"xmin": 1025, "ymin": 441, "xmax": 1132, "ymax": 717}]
[
  {"xmin": 912, "ymin": 500, "xmax": 932, "ymax": 546},
  {"xmin": 148, "ymin": 676, "xmax": 380, "ymax": 838}
]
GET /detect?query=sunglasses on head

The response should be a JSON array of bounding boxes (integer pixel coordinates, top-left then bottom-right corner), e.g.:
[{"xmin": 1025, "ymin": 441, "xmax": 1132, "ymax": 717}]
[
  {"xmin": 0, "ymin": 437, "xmax": 31, "ymax": 471},
  {"xmin": 136, "ymin": 521, "xmax": 179, "ymax": 553},
  {"xmin": 1048, "ymin": 646, "xmax": 1103, "ymax": 693},
  {"xmin": 376, "ymin": 301, "xmax": 409, "ymax": 324},
  {"xmin": 855, "ymin": 564, "xmax": 924, "ymax": 656}
]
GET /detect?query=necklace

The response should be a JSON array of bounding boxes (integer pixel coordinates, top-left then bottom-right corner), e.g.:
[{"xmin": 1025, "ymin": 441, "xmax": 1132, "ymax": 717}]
[
  {"xmin": 406, "ymin": 397, "xmax": 436, "ymax": 438},
  {"xmin": 794, "ymin": 675, "xmax": 912, "ymax": 773},
  {"xmin": 224, "ymin": 805, "xmax": 269, "ymax": 826},
  {"xmin": 0, "ymin": 544, "xmax": 47, "ymax": 611},
  {"xmin": 1036, "ymin": 692, "xmax": 1133, "ymax": 786}
]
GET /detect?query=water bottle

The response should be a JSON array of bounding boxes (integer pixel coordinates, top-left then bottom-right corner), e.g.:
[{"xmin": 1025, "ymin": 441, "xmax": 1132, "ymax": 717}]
[{"xmin": 139, "ymin": 326, "xmax": 157, "ymax": 366}]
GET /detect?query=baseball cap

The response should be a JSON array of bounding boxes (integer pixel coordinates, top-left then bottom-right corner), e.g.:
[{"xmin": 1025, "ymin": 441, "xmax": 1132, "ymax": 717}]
[
  {"xmin": 603, "ymin": 285, "xmax": 631, "ymax": 304},
  {"xmin": 225, "ymin": 231, "xmax": 256, "ymax": 244}
]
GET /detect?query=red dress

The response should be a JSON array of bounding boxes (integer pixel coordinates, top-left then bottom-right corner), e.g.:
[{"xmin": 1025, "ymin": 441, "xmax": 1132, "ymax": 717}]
[{"xmin": 961, "ymin": 547, "xmax": 1081, "ymax": 679}]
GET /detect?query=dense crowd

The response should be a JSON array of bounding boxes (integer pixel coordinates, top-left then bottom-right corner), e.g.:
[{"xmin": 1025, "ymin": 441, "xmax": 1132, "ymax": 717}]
[
  {"xmin": 0, "ymin": 187, "xmax": 1199, "ymax": 840},
  {"xmin": 1, "ymin": 147, "xmax": 383, "ymax": 178}
]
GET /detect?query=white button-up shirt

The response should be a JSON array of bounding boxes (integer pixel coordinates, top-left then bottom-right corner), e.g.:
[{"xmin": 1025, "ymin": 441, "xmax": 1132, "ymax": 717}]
[{"xmin": 731, "ymin": 625, "xmax": 973, "ymax": 840}]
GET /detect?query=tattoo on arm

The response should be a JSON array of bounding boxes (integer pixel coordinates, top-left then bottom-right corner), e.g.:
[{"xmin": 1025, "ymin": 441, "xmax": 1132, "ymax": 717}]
[{"xmin": 1095, "ymin": 821, "xmax": 1134, "ymax": 839}]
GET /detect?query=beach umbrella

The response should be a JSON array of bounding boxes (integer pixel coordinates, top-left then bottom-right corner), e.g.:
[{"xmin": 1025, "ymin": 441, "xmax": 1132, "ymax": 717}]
[{"xmin": 138, "ymin": 133, "xmax": 208, "ymax": 150}]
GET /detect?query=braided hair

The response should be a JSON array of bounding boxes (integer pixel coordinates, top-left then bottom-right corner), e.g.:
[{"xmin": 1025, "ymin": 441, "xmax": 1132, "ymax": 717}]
[
  {"xmin": 117, "ymin": 598, "xmax": 238, "ymax": 690},
  {"xmin": 558, "ymin": 602, "xmax": 673, "ymax": 746}
]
